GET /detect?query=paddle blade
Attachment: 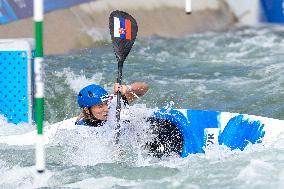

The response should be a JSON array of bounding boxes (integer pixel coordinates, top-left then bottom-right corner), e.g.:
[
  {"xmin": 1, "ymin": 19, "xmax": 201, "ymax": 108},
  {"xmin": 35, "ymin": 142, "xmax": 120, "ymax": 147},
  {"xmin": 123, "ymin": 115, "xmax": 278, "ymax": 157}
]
[{"xmin": 109, "ymin": 10, "xmax": 138, "ymax": 62}]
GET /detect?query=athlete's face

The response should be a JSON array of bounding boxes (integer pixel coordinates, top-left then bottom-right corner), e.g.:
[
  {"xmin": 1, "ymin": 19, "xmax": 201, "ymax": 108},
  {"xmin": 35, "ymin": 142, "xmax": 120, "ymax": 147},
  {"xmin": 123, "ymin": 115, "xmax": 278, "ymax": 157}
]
[{"xmin": 90, "ymin": 102, "xmax": 109, "ymax": 121}]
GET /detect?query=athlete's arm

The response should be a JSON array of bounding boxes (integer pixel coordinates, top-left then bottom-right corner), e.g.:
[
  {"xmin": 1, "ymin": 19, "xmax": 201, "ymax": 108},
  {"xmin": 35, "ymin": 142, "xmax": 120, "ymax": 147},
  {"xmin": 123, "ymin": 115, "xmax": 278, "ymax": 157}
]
[{"xmin": 114, "ymin": 82, "xmax": 149, "ymax": 104}]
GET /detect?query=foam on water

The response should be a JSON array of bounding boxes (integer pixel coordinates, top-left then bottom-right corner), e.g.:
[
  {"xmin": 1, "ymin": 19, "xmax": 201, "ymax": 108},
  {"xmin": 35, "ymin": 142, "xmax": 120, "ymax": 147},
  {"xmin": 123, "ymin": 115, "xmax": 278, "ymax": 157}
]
[
  {"xmin": 66, "ymin": 177, "xmax": 139, "ymax": 189},
  {"xmin": 54, "ymin": 68, "xmax": 105, "ymax": 93},
  {"xmin": 0, "ymin": 164, "xmax": 53, "ymax": 189},
  {"xmin": 236, "ymin": 159, "xmax": 277, "ymax": 187},
  {"xmin": 54, "ymin": 130, "xmax": 119, "ymax": 166},
  {"xmin": 44, "ymin": 105, "xmax": 156, "ymax": 167},
  {"xmin": 0, "ymin": 115, "xmax": 35, "ymax": 136}
]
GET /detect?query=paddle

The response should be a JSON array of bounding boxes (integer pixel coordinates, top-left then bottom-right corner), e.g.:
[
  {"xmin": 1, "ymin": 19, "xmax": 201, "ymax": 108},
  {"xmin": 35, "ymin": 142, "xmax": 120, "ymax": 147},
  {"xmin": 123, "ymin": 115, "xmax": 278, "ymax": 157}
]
[{"xmin": 109, "ymin": 10, "xmax": 138, "ymax": 143}]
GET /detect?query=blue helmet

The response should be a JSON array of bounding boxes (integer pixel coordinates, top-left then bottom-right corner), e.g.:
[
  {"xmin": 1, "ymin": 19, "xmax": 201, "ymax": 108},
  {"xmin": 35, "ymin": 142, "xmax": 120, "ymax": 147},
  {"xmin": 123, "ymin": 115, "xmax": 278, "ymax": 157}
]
[{"xmin": 77, "ymin": 84, "xmax": 109, "ymax": 108}]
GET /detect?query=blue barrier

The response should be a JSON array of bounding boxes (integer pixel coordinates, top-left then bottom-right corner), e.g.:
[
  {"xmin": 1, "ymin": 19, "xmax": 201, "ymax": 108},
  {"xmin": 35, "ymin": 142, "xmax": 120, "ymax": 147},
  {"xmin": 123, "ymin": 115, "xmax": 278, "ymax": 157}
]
[
  {"xmin": 260, "ymin": 0, "xmax": 284, "ymax": 24},
  {"xmin": 0, "ymin": 39, "xmax": 34, "ymax": 124},
  {"xmin": 0, "ymin": 0, "xmax": 96, "ymax": 25}
]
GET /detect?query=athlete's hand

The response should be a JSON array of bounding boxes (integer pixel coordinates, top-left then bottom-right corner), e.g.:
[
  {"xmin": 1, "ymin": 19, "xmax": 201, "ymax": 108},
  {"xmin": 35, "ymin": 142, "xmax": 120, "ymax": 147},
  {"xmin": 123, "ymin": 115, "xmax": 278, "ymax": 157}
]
[{"xmin": 114, "ymin": 83, "xmax": 127, "ymax": 95}]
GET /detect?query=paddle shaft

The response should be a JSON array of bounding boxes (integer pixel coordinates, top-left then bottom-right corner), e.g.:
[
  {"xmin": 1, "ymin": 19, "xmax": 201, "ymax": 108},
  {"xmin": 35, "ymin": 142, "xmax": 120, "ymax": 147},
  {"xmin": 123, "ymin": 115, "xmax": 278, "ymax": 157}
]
[{"xmin": 115, "ymin": 60, "xmax": 124, "ymax": 143}]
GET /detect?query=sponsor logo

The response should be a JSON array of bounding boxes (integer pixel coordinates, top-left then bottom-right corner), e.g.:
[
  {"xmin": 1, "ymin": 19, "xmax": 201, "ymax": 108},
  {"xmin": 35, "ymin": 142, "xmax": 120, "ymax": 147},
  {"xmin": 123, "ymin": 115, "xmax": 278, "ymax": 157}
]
[
  {"xmin": 100, "ymin": 95, "xmax": 112, "ymax": 102},
  {"xmin": 204, "ymin": 128, "xmax": 220, "ymax": 147}
]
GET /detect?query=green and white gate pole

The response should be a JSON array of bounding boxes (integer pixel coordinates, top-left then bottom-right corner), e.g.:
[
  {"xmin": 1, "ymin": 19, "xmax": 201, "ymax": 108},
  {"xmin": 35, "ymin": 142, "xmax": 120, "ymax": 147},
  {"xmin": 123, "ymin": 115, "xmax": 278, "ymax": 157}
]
[{"xmin": 34, "ymin": 0, "xmax": 45, "ymax": 173}]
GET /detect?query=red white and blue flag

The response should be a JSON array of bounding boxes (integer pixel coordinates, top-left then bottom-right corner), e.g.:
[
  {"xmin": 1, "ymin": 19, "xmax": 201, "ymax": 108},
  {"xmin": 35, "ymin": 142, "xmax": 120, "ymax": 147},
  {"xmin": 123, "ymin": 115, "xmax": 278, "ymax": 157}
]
[{"xmin": 113, "ymin": 17, "xmax": 132, "ymax": 40}]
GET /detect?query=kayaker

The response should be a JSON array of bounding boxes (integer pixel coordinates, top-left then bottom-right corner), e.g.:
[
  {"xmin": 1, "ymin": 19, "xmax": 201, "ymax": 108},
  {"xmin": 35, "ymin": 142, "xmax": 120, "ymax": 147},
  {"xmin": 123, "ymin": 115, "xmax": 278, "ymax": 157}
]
[
  {"xmin": 75, "ymin": 82, "xmax": 183, "ymax": 158},
  {"xmin": 75, "ymin": 82, "xmax": 149, "ymax": 126}
]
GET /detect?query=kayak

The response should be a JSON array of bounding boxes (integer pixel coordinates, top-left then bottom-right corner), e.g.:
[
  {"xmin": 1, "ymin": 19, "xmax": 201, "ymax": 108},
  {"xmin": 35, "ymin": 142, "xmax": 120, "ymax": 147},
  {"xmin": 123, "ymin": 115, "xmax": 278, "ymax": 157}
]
[
  {"xmin": 149, "ymin": 109, "xmax": 284, "ymax": 157},
  {"xmin": 1, "ymin": 108, "xmax": 284, "ymax": 158}
]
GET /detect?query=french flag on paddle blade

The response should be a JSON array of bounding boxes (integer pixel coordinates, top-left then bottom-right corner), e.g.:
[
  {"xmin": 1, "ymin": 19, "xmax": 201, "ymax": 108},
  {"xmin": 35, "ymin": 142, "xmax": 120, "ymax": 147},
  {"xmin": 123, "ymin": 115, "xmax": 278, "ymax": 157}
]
[{"xmin": 114, "ymin": 17, "xmax": 132, "ymax": 40}]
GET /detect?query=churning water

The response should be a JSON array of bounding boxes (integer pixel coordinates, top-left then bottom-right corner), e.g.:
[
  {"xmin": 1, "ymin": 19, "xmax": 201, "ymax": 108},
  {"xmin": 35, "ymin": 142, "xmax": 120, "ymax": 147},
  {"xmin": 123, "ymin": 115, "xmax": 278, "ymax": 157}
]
[{"xmin": 1, "ymin": 26, "xmax": 284, "ymax": 188}]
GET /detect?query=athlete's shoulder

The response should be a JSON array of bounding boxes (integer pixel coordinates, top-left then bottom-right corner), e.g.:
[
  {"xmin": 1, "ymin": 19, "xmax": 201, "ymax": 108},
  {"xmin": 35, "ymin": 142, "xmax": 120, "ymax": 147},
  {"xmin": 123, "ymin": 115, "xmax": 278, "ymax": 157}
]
[{"xmin": 75, "ymin": 118, "xmax": 89, "ymax": 126}]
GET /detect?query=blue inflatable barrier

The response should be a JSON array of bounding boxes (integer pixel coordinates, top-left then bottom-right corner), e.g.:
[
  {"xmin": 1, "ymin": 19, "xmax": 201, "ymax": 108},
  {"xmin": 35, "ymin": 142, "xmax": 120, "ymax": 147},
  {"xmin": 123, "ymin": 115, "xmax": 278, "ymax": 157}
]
[
  {"xmin": 260, "ymin": 0, "xmax": 284, "ymax": 24},
  {"xmin": 0, "ymin": 39, "xmax": 34, "ymax": 125},
  {"xmin": 0, "ymin": 0, "xmax": 96, "ymax": 25}
]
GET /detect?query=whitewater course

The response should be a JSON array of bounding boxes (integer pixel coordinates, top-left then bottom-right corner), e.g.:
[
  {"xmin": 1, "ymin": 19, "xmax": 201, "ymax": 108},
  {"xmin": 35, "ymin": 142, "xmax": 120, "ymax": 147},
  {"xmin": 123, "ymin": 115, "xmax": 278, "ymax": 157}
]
[{"xmin": 0, "ymin": 0, "xmax": 284, "ymax": 188}]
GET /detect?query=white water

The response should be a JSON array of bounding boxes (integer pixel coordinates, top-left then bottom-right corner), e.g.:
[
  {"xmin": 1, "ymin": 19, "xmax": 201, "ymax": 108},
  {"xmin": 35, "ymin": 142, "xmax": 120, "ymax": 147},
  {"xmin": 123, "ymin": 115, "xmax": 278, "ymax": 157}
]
[{"xmin": 1, "ymin": 26, "xmax": 284, "ymax": 188}]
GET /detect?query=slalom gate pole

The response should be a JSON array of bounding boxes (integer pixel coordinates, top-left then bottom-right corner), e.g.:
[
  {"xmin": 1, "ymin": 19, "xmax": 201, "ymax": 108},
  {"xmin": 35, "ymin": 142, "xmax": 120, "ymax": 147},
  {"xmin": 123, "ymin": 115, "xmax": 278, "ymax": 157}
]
[
  {"xmin": 185, "ymin": 0, "xmax": 192, "ymax": 14},
  {"xmin": 34, "ymin": 0, "xmax": 45, "ymax": 173}
]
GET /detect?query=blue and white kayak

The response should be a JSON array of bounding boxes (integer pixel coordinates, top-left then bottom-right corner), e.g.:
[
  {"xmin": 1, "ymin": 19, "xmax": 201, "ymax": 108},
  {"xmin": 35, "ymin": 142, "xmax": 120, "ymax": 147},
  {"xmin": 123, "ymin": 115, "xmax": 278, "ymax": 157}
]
[
  {"xmin": 151, "ymin": 109, "xmax": 284, "ymax": 157},
  {"xmin": 0, "ymin": 109, "xmax": 284, "ymax": 158}
]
